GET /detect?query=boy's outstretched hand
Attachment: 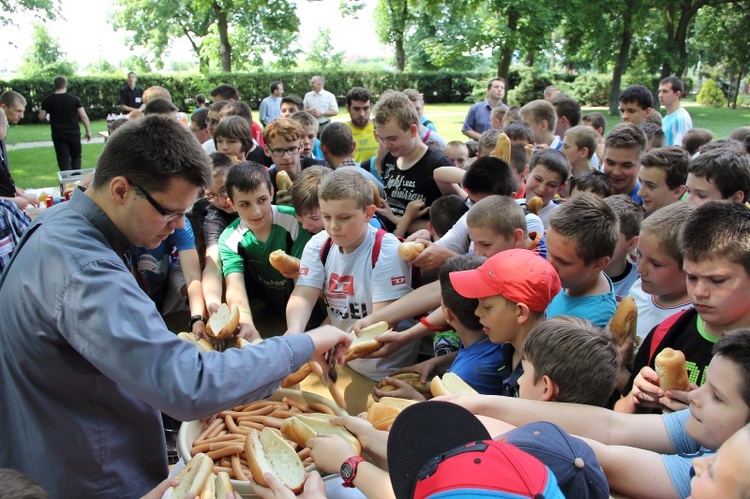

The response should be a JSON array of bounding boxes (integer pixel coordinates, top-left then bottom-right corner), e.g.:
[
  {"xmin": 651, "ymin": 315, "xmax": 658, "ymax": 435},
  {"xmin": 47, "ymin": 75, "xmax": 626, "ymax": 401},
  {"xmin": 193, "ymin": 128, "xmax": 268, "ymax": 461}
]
[
  {"xmin": 249, "ymin": 471, "xmax": 326, "ymax": 499},
  {"xmin": 624, "ymin": 366, "xmax": 665, "ymax": 411},
  {"xmin": 373, "ymin": 377, "xmax": 427, "ymax": 402}
]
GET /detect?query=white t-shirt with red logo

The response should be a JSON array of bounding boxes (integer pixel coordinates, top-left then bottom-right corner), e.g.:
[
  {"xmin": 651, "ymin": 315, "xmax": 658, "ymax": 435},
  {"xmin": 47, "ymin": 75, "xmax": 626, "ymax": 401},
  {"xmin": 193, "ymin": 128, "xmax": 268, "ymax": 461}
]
[{"xmin": 297, "ymin": 225, "xmax": 417, "ymax": 380}]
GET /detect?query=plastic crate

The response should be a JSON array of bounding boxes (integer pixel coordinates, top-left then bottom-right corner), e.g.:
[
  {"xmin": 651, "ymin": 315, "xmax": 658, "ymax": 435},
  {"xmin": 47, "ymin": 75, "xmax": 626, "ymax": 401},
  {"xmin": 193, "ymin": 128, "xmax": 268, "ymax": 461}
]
[{"xmin": 58, "ymin": 168, "xmax": 95, "ymax": 193}]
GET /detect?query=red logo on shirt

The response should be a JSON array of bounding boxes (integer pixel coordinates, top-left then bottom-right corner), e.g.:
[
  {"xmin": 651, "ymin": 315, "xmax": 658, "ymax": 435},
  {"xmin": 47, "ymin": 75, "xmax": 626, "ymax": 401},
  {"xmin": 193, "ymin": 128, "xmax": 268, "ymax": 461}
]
[
  {"xmin": 299, "ymin": 267, "xmax": 309, "ymax": 275},
  {"xmin": 328, "ymin": 273, "xmax": 355, "ymax": 296},
  {"xmin": 391, "ymin": 275, "xmax": 406, "ymax": 286}
]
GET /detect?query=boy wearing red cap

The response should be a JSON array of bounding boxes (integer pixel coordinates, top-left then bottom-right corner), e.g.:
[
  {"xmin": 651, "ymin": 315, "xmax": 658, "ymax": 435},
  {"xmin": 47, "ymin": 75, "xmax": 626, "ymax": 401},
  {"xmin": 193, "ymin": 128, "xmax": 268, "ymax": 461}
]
[{"xmin": 450, "ymin": 249, "xmax": 561, "ymax": 397}]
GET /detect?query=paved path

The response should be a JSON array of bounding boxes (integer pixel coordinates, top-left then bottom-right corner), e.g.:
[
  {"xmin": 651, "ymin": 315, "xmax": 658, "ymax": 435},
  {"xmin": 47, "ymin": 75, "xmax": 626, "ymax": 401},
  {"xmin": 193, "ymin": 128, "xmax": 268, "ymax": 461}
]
[{"xmin": 6, "ymin": 137, "xmax": 106, "ymax": 150}]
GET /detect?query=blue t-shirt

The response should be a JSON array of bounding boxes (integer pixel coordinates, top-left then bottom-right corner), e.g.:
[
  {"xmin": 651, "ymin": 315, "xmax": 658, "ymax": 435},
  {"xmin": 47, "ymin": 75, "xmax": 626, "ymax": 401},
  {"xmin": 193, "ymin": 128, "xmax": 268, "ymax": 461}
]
[
  {"xmin": 134, "ymin": 219, "xmax": 196, "ymax": 306},
  {"xmin": 448, "ymin": 337, "xmax": 506, "ymax": 395},
  {"xmin": 546, "ymin": 274, "xmax": 617, "ymax": 328},
  {"xmin": 662, "ymin": 409, "xmax": 713, "ymax": 499},
  {"xmin": 312, "ymin": 139, "xmax": 324, "ymax": 160},
  {"xmin": 628, "ymin": 181, "xmax": 643, "ymax": 204},
  {"xmin": 662, "ymin": 108, "xmax": 693, "ymax": 147}
]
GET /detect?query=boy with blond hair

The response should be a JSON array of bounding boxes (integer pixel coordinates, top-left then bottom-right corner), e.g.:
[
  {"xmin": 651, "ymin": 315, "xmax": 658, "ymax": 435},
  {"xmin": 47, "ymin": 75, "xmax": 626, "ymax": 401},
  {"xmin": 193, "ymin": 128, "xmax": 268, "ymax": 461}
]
[
  {"xmin": 603, "ymin": 195, "xmax": 643, "ymax": 301},
  {"xmin": 219, "ymin": 162, "xmax": 314, "ymax": 338},
  {"xmin": 477, "ymin": 128, "xmax": 501, "ymax": 158},
  {"xmin": 519, "ymin": 99, "xmax": 561, "ymax": 150},
  {"xmin": 290, "ymin": 110, "xmax": 324, "ymax": 160},
  {"xmin": 444, "ymin": 140, "xmax": 470, "ymax": 169},
  {"xmin": 524, "ymin": 149, "xmax": 570, "ymax": 228},
  {"xmin": 287, "ymin": 169, "xmax": 416, "ymax": 380},
  {"xmin": 638, "ymin": 146, "xmax": 689, "ymax": 214},
  {"xmin": 602, "ymin": 122, "xmax": 648, "ymax": 201},
  {"xmin": 289, "ymin": 165, "xmax": 332, "ymax": 235},
  {"xmin": 562, "ymin": 125, "xmax": 598, "ymax": 175},
  {"xmin": 545, "ymin": 194, "xmax": 619, "ymax": 327}
]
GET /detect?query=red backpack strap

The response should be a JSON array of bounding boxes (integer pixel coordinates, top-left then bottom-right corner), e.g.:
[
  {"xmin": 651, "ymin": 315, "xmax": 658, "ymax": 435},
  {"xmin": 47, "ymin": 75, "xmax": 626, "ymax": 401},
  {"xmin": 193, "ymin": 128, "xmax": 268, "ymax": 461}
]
[
  {"xmin": 371, "ymin": 229, "xmax": 387, "ymax": 268},
  {"xmin": 319, "ymin": 236, "xmax": 334, "ymax": 266},
  {"xmin": 648, "ymin": 309, "xmax": 691, "ymax": 364}
]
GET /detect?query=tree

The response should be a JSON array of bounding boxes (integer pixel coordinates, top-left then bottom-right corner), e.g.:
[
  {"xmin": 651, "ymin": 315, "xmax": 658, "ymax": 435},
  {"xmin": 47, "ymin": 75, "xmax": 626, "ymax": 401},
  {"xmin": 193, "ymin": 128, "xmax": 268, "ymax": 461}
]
[
  {"xmin": 0, "ymin": 0, "xmax": 58, "ymax": 27},
  {"xmin": 306, "ymin": 28, "xmax": 344, "ymax": 71},
  {"xmin": 112, "ymin": 0, "xmax": 301, "ymax": 72},
  {"xmin": 18, "ymin": 24, "xmax": 76, "ymax": 78}
]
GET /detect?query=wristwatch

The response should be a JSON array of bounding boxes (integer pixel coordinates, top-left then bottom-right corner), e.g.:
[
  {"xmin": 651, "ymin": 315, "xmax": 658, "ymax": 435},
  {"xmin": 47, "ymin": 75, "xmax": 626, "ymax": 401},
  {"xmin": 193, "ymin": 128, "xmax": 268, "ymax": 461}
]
[
  {"xmin": 340, "ymin": 456, "xmax": 366, "ymax": 488},
  {"xmin": 188, "ymin": 315, "xmax": 206, "ymax": 330}
]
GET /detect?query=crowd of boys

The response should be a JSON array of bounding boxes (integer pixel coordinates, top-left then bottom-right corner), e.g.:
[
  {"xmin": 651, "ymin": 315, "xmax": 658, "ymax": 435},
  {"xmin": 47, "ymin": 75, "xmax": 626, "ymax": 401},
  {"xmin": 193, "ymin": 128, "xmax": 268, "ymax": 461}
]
[{"xmin": 2, "ymin": 73, "xmax": 750, "ymax": 498}]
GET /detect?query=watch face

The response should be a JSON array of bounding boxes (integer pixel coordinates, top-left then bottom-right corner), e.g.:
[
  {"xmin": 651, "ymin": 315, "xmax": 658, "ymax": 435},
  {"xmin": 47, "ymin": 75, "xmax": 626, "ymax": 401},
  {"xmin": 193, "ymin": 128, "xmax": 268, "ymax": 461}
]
[{"xmin": 341, "ymin": 463, "xmax": 354, "ymax": 479}]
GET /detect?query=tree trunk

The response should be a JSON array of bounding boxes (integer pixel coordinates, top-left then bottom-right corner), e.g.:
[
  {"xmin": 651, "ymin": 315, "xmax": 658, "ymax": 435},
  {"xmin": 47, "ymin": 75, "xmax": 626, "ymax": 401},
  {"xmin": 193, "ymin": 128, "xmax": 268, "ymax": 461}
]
[
  {"xmin": 395, "ymin": 37, "xmax": 405, "ymax": 71},
  {"xmin": 215, "ymin": 5, "xmax": 231, "ymax": 72},
  {"xmin": 497, "ymin": 8, "xmax": 519, "ymax": 78},
  {"xmin": 609, "ymin": 2, "xmax": 634, "ymax": 115}
]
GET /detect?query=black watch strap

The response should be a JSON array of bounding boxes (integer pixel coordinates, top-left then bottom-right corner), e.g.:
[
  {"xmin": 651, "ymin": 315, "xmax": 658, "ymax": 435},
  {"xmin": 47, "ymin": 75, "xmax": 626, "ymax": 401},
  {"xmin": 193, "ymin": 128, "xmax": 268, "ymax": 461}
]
[{"xmin": 188, "ymin": 315, "xmax": 206, "ymax": 329}]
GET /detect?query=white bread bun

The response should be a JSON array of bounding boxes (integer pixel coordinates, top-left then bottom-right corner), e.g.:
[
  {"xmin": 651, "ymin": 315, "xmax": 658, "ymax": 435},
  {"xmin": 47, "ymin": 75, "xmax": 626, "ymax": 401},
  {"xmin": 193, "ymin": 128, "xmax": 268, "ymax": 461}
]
[
  {"xmin": 345, "ymin": 321, "xmax": 391, "ymax": 362},
  {"xmin": 172, "ymin": 452, "xmax": 214, "ymax": 499},
  {"xmin": 367, "ymin": 397, "xmax": 417, "ymax": 431},
  {"xmin": 280, "ymin": 414, "xmax": 361, "ymax": 454},
  {"xmin": 199, "ymin": 472, "xmax": 215, "ymax": 499},
  {"xmin": 375, "ymin": 372, "xmax": 430, "ymax": 395},
  {"xmin": 276, "ymin": 170, "xmax": 292, "ymax": 191},
  {"xmin": 269, "ymin": 249, "xmax": 301, "ymax": 275},
  {"xmin": 206, "ymin": 304, "xmax": 240, "ymax": 340},
  {"xmin": 610, "ymin": 296, "xmax": 638, "ymax": 345},
  {"xmin": 245, "ymin": 427, "xmax": 306, "ymax": 494},
  {"xmin": 655, "ymin": 348, "xmax": 691, "ymax": 392},
  {"xmin": 429, "ymin": 372, "xmax": 478, "ymax": 398},
  {"xmin": 398, "ymin": 241, "xmax": 425, "ymax": 260},
  {"xmin": 177, "ymin": 332, "xmax": 214, "ymax": 352},
  {"xmin": 215, "ymin": 471, "xmax": 233, "ymax": 498}
]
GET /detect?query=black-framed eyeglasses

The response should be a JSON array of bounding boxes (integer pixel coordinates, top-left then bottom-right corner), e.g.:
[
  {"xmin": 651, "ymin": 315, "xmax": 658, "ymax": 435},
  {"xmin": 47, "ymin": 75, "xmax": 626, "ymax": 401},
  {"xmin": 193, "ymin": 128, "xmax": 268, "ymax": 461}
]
[
  {"xmin": 269, "ymin": 146, "xmax": 301, "ymax": 157},
  {"xmin": 128, "ymin": 179, "xmax": 186, "ymax": 222}
]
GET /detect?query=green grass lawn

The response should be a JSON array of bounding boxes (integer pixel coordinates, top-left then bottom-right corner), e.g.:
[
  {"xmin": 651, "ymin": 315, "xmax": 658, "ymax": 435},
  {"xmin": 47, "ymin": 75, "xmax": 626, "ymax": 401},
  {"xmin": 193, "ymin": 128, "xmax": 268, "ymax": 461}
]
[{"xmin": 6, "ymin": 103, "xmax": 750, "ymax": 189}]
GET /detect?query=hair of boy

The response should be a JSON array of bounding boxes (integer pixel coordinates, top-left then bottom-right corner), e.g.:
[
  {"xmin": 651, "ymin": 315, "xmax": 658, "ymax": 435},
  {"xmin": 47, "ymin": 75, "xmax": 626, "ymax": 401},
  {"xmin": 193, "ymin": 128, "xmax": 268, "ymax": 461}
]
[
  {"xmin": 712, "ymin": 328, "xmax": 750, "ymax": 412},
  {"xmin": 196, "ymin": 93, "xmax": 207, "ymax": 105},
  {"xmin": 509, "ymin": 143, "xmax": 529, "ymax": 177},
  {"xmin": 402, "ymin": 88, "xmax": 423, "ymax": 105},
  {"xmin": 210, "ymin": 152, "xmax": 235, "ymax": 172},
  {"xmin": 478, "ymin": 129, "xmax": 501, "ymax": 152},
  {"xmin": 53, "ymin": 76, "xmax": 67, "ymax": 90},
  {"xmin": 581, "ymin": 112, "xmax": 606, "ymax": 134},
  {"xmin": 0, "ymin": 468, "xmax": 49, "ymax": 499},
  {"xmin": 290, "ymin": 110, "xmax": 318, "ymax": 129},
  {"xmin": 619, "ymin": 85, "xmax": 653, "ymax": 110},
  {"xmin": 263, "ymin": 117, "xmax": 305, "ymax": 144},
  {"xmin": 92, "ymin": 115, "xmax": 212, "ymax": 193},
  {"xmin": 521, "ymin": 315, "xmax": 619, "ymax": 407},
  {"xmin": 728, "ymin": 126, "xmax": 750, "ymax": 144},
  {"xmin": 465, "ymin": 139, "xmax": 479, "ymax": 158},
  {"xmin": 346, "ymin": 86, "xmax": 373, "ymax": 107},
  {"xmin": 519, "ymin": 100, "xmax": 557, "ymax": 132},
  {"xmin": 191, "ymin": 108, "xmax": 209, "ymax": 131},
  {"xmin": 281, "ymin": 95, "xmax": 304, "ymax": 108},
  {"xmin": 490, "ymin": 105, "xmax": 505, "ymax": 123},
  {"xmin": 679, "ymin": 200, "xmax": 750, "ymax": 275},
  {"xmin": 551, "ymin": 95, "xmax": 581, "ymax": 127},
  {"xmin": 689, "ymin": 145, "xmax": 750, "ymax": 202},
  {"xmin": 463, "ymin": 156, "xmax": 517, "ymax": 196},
  {"xmin": 446, "ymin": 140, "xmax": 469, "ymax": 154},
  {"xmin": 439, "ymin": 255, "xmax": 486, "ymax": 331},
  {"xmin": 210, "ymin": 84, "xmax": 240, "ymax": 101},
  {"xmin": 640, "ymin": 201, "xmax": 695, "ymax": 267},
  {"xmin": 504, "ymin": 120, "xmax": 535, "ymax": 144},
  {"xmin": 603, "ymin": 194, "xmax": 643, "ymax": 240},
  {"xmin": 142, "ymin": 85, "xmax": 171, "ymax": 104},
  {"xmin": 213, "ymin": 115, "xmax": 253, "ymax": 153},
  {"xmin": 290, "ymin": 165, "xmax": 333, "ymax": 216},
  {"xmin": 646, "ymin": 111, "xmax": 663, "ymax": 126},
  {"xmin": 604, "ymin": 122, "xmax": 648, "ymax": 153},
  {"xmin": 0, "ymin": 90, "xmax": 26, "ymax": 108},
  {"xmin": 320, "ymin": 122, "xmax": 354, "ymax": 158},
  {"xmin": 544, "ymin": 85, "xmax": 559, "ymax": 100},
  {"xmin": 220, "ymin": 101, "xmax": 254, "ymax": 125},
  {"xmin": 109, "ymin": 118, "xmax": 128, "ymax": 134},
  {"xmin": 660, "ymin": 76, "xmax": 685, "ymax": 96},
  {"xmin": 641, "ymin": 146, "xmax": 690, "ymax": 189},
  {"xmin": 487, "ymin": 77, "xmax": 506, "ymax": 90},
  {"xmin": 466, "ymin": 195, "xmax": 527, "ymax": 239},
  {"xmin": 503, "ymin": 105, "xmax": 521, "ymax": 123},
  {"xmin": 531, "ymin": 148, "xmax": 571, "ymax": 185},
  {"xmin": 225, "ymin": 161, "xmax": 272, "ymax": 200},
  {"xmin": 683, "ymin": 128, "xmax": 715, "ymax": 156},
  {"xmin": 270, "ymin": 81, "xmax": 282, "ymax": 93},
  {"xmin": 319, "ymin": 168, "xmax": 373, "ymax": 210},
  {"xmin": 700, "ymin": 139, "xmax": 746, "ymax": 156},
  {"xmin": 564, "ymin": 126, "xmax": 598, "ymax": 160},
  {"xmin": 372, "ymin": 91, "xmax": 419, "ymax": 131},
  {"xmin": 549, "ymin": 193, "xmax": 619, "ymax": 264},
  {"xmin": 430, "ymin": 194, "xmax": 469, "ymax": 238},
  {"xmin": 143, "ymin": 97, "xmax": 178, "ymax": 116},
  {"xmin": 639, "ymin": 122, "xmax": 666, "ymax": 148},
  {"xmin": 568, "ymin": 170, "xmax": 612, "ymax": 198}
]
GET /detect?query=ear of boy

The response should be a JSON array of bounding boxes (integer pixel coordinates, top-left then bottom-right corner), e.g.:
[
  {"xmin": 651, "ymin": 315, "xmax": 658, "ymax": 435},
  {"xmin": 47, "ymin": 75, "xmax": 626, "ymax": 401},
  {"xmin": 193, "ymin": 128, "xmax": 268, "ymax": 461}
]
[
  {"xmin": 627, "ymin": 236, "xmax": 639, "ymax": 254},
  {"xmin": 539, "ymin": 375, "xmax": 558, "ymax": 402},
  {"xmin": 729, "ymin": 190, "xmax": 745, "ymax": 204}
]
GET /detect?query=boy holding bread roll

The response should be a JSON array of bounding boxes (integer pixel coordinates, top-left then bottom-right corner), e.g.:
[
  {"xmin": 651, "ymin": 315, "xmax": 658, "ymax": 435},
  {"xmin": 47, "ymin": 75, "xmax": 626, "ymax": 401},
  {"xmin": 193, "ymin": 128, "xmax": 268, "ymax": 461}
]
[
  {"xmin": 618, "ymin": 201, "xmax": 750, "ymax": 414},
  {"xmin": 437, "ymin": 328, "xmax": 750, "ymax": 499},
  {"xmin": 286, "ymin": 169, "xmax": 418, "ymax": 381}
]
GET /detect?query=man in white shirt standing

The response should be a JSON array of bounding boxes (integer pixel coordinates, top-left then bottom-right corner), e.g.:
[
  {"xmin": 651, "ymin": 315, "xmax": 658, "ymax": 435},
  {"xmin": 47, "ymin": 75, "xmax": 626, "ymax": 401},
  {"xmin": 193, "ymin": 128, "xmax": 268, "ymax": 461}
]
[
  {"xmin": 303, "ymin": 75, "xmax": 338, "ymax": 134},
  {"xmin": 659, "ymin": 76, "xmax": 693, "ymax": 147}
]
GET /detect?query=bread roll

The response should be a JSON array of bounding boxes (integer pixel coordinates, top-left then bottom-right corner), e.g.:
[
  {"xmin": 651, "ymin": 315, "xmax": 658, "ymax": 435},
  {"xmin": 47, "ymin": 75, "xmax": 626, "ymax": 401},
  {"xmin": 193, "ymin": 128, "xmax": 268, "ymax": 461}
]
[
  {"xmin": 367, "ymin": 397, "xmax": 417, "ymax": 430},
  {"xmin": 245, "ymin": 427, "xmax": 306, "ymax": 494},
  {"xmin": 177, "ymin": 332, "xmax": 215, "ymax": 352},
  {"xmin": 375, "ymin": 372, "xmax": 430, "ymax": 395},
  {"xmin": 398, "ymin": 241, "xmax": 425, "ymax": 260},
  {"xmin": 345, "ymin": 321, "xmax": 391, "ymax": 362},
  {"xmin": 526, "ymin": 196, "xmax": 543, "ymax": 215},
  {"xmin": 206, "ymin": 304, "xmax": 240, "ymax": 340},
  {"xmin": 610, "ymin": 296, "xmax": 638, "ymax": 347},
  {"xmin": 214, "ymin": 471, "xmax": 234, "ymax": 498},
  {"xmin": 655, "ymin": 348, "xmax": 691, "ymax": 392},
  {"xmin": 429, "ymin": 372, "xmax": 478, "ymax": 398},
  {"xmin": 269, "ymin": 249, "xmax": 301, "ymax": 275},
  {"xmin": 276, "ymin": 170, "xmax": 292, "ymax": 191},
  {"xmin": 524, "ymin": 144, "xmax": 534, "ymax": 160},
  {"xmin": 172, "ymin": 453, "xmax": 214, "ymax": 499},
  {"xmin": 199, "ymin": 472, "xmax": 215, "ymax": 499},
  {"xmin": 280, "ymin": 414, "xmax": 361, "ymax": 454},
  {"xmin": 493, "ymin": 132, "xmax": 512, "ymax": 163}
]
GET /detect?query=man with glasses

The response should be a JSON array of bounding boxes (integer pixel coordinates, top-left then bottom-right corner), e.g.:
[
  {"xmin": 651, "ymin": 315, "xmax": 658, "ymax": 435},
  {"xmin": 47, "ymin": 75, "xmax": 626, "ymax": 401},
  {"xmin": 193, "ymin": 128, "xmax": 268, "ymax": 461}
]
[
  {"xmin": 0, "ymin": 115, "xmax": 351, "ymax": 497},
  {"xmin": 0, "ymin": 93, "xmax": 40, "ymax": 211},
  {"xmin": 202, "ymin": 100, "xmax": 229, "ymax": 154}
]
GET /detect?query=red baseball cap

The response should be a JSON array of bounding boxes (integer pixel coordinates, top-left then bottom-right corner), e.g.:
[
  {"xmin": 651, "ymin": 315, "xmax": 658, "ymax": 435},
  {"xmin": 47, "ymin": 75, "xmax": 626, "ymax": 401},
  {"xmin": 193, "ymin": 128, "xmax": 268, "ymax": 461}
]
[{"xmin": 449, "ymin": 249, "xmax": 561, "ymax": 312}]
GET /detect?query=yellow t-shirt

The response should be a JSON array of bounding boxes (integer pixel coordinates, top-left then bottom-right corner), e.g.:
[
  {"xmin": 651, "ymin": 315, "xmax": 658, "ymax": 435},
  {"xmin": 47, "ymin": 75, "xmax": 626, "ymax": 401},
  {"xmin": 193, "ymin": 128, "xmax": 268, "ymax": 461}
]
[{"xmin": 347, "ymin": 121, "xmax": 379, "ymax": 164}]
